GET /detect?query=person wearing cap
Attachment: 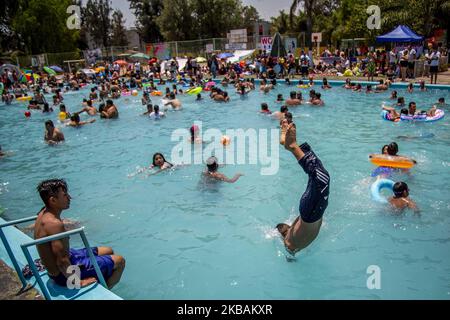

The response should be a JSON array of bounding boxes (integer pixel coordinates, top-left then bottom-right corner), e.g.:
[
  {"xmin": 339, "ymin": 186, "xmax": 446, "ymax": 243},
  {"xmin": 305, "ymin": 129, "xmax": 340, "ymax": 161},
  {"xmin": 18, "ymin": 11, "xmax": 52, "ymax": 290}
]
[
  {"xmin": 203, "ymin": 156, "xmax": 243, "ymax": 183},
  {"xmin": 277, "ymin": 119, "xmax": 330, "ymax": 257}
]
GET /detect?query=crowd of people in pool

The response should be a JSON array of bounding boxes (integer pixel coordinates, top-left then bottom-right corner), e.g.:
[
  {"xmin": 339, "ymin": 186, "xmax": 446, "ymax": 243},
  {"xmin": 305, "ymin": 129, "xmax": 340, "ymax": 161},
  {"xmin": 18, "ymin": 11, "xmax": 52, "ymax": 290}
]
[{"xmin": 0, "ymin": 58, "xmax": 448, "ymax": 291}]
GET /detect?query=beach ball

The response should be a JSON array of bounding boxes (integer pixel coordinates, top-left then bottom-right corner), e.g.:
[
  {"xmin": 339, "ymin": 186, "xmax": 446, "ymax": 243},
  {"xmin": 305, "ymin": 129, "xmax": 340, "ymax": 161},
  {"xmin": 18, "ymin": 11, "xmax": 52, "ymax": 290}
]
[
  {"xmin": 132, "ymin": 90, "xmax": 138, "ymax": 96},
  {"xmin": 24, "ymin": 111, "xmax": 31, "ymax": 118},
  {"xmin": 221, "ymin": 135, "xmax": 231, "ymax": 146}
]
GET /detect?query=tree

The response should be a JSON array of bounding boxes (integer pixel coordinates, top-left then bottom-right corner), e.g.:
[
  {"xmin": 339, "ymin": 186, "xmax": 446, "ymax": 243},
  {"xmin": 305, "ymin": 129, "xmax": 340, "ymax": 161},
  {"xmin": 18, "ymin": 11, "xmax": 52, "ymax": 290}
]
[
  {"xmin": 157, "ymin": 0, "xmax": 195, "ymax": 41},
  {"xmin": 82, "ymin": 0, "xmax": 112, "ymax": 48},
  {"xmin": 192, "ymin": 0, "xmax": 247, "ymax": 39},
  {"xmin": 111, "ymin": 10, "xmax": 129, "ymax": 46},
  {"xmin": 290, "ymin": 0, "xmax": 315, "ymax": 48},
  {"xmin": 0, "ymin": 0, "xmax": 20, "ymax": 51},
  {"xmin": 242, "ymin": 5, "xmax": 260, "ymax": 35},
  {"xmin": 12, "ymin": 0, "xmax": 80, "ymax": 54},
  {"xmin": 128, "ymin": 0, "xmax": 164, "ymax": 43}
]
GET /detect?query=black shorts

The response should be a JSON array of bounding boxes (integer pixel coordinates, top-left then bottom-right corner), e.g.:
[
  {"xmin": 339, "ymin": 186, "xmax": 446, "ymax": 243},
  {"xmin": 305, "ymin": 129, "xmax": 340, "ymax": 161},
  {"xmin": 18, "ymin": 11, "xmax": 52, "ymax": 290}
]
[
  {"xmin": 298, "ymin": 143, "xmax": 330, "ymax": 223},
  {"xmin": 430, "ymin": 66, "xmax": 438, "ymax": 73},
  {"xmin": 408, "ymin": 62, "xmax": 415, "ymax": 69},
  {"xmin": 400, "ymin": 61, "xmax": 408, "ymax": 68},
  {"xmin": 301, "ymin": 66, "xmax": 309, "ymax": 75}
]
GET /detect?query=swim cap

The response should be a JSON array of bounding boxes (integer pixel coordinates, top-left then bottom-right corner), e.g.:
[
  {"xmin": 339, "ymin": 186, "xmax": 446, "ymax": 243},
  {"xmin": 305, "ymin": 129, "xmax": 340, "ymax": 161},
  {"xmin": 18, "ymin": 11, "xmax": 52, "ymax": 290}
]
[
  {"xmin": 206, "ymin": 156, "xmax": 218, "ymax": 165},
  {"xmin": 191, "ymin": 125, "xmax": 199, "ymax": 132}
]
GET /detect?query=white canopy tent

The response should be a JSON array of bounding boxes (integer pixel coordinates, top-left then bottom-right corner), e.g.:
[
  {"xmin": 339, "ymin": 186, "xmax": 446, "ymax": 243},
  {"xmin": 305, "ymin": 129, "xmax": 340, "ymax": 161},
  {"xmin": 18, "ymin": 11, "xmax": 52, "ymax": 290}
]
[{"xmin": 227, "ymin": 50, "xmax": 255, "ymax": 63}]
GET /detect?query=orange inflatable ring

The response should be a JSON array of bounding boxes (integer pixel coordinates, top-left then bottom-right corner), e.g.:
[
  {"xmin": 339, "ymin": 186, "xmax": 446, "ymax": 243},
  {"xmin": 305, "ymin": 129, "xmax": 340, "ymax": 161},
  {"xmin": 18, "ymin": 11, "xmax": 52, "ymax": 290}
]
[{"xmin": 369, "ymin": 154, "xmax": 416, "ymax": 169}]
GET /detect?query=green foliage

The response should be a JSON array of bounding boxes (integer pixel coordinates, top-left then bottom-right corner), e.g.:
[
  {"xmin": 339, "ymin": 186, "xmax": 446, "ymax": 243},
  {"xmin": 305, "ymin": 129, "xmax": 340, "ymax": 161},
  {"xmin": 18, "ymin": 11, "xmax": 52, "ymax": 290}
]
[
  {"xmin": 111, "ymin": 10, "xmax": 129, "ymax": 47},
  {"xmin": 157, "ymin": 0, "xmax": 195, "ymax": 41},
  {"xmin": 128, "ymin": 0, "xmax": 164, "ymax": 43},
  {"xmin": 82, "ymin": 0, "xmax": 112, "ymax": 48},
  {"xmin": 11, "ymin": 0, "xmax": 80, "ymax": 54}
]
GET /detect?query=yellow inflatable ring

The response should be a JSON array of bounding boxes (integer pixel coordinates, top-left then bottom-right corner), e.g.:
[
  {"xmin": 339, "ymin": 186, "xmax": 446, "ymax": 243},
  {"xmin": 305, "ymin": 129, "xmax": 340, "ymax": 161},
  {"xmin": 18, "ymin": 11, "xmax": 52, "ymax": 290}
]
[
  {"xmin": 151, "ymin": 91, "xmax": 162, "ymax": 96},
  {"xmin": 297, "ymin": 85, "xmax": 310, "ymax": 89},
  {"xmin": 17, "ymin": 96, "xmax": 32, "ymax": 102},
  {"xmin": 369, "ymin": 154, "xmax": 416, "ymax": 169},
  {"xmin": 186, "ymin": 87, "xmax": 202, "ymax": 95}
]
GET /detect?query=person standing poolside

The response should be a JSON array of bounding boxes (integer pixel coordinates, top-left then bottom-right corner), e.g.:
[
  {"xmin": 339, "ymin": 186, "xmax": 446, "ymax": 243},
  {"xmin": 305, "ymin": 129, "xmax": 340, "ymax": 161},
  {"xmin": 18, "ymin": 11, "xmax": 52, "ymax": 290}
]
[
  {"xmin": 399, "ymin": 50, "xmax": 409, "ymax": 82},
  {"xmin": 277, "ymin": 119, "xmax": 330, "ymax": 256},
  {"xmin": 34, "ymin": 179, "xmax": 125, "ymax": 289},
  {"xmin": 44, "ymin": 120, "xmax": 65, "ymax": 145},
  {"xmin": 427, "ymin": 45, "xmax": 441, "ymax": 84}
]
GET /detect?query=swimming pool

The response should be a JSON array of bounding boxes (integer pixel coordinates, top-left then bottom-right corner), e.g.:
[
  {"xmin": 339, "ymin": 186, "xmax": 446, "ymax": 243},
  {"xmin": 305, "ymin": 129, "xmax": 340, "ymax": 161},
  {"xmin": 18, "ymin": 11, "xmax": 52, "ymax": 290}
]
[{"xmin": 1, "ymin": 82, "xmax": 449, "ymax": 299}]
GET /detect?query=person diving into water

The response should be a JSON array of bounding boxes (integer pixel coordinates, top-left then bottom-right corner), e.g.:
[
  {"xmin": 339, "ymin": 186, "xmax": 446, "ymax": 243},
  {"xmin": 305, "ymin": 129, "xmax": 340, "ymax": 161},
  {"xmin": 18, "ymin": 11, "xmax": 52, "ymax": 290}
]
[{"xmin": 276, "ymin": 119, "xmax": 330, "ymax": 259}]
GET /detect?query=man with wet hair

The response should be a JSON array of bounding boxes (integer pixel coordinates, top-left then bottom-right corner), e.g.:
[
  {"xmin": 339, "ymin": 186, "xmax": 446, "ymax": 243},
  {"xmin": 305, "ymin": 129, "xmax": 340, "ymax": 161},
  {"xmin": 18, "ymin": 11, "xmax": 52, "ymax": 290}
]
[
  {"xmin": 44, "ymin": 120, "xmax": 65, "ymax": 145},
  {"xmin": 34, "ymin": 179, "xmax": 125, "ymax": 288}
]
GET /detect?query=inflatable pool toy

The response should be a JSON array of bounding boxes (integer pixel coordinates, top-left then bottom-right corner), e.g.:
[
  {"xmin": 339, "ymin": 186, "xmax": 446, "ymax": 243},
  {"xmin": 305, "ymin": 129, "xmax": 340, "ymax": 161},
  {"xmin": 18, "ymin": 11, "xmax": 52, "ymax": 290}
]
[
  {"xmin": 382, "ymin": 109, "xmax": 444, "ymax": 123},
  {"xmin": 381, "ymin": 110, "xmax": 400, "ymax": 122},
  {"xmin": 297, "ymin": 85, "xmax": 310, "ymax": 89},
  {"xmin": 142, "ymin": 83, "xmax": 152, "ymax": 88},
  {"xmin": 400, "ymin": 109, "xmax": 444, "ymax": 122},
  {"xmin": 343, "ymin": 69, "xmax": 353, "ymax": 77},
  {"xmin": 17, "ymin": 96, "xmax": 32, "ymax": 102},
  {"xmin": 59, "ymin": 112, "xmax": 68, "ymax": 121},
  {"xmin": 122, "ymin": 91, "xmax": 131, "ymax": 96},
  {"xmin": 151, "ymin": 91, "xmax": 162, "ymax": 96},
  {"xmin": 132, "ymin": 90, "xmax": 138, "ymax": 96},
  {"xmin": 369, "ymin": 154, "xmax": 416, "ymax": 169},
  {"xmin": 206, "ymin": 81, "xmax": 216, "ymax": 87},
  {"xmin": 221, "ymin": 135, "xmax": 231, "ymax": 146},
  {"xmin": 186, "ymin": 87, "xmax": 202, "ymax": 95},
  {"xmin": 24, "ymin": 111, "xmax": 31, "ymax": 118},
  {"xmin": 370, "ymin": 179, "xmax": 395, "ymax": 204}
]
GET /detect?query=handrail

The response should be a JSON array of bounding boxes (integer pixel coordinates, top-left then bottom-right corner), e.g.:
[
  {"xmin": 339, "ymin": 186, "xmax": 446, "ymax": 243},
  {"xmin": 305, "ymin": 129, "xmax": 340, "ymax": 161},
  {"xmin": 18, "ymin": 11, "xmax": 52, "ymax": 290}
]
[
  {"xmin": 20, "ymin": 227, "xmax": 108, "ymax": 300},
  {"xmin": 0, "ymin": 216, "xmax": 38, "ymax": 288}
]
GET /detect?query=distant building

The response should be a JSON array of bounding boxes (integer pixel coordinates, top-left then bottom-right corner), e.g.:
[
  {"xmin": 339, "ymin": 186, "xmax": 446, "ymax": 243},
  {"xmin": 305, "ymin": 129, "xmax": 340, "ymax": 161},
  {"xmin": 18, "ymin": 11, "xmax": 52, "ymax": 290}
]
[
  {"xmin": 254, "ymin": 20, "xmax": 272, "ymax": 37},
  {"xmin": 125, "ymin": 27, "xmax": 144, "ymax": 51},
  {"xmin": 85, "ymin": 27, "xmax": 144, "ymax": 51}
]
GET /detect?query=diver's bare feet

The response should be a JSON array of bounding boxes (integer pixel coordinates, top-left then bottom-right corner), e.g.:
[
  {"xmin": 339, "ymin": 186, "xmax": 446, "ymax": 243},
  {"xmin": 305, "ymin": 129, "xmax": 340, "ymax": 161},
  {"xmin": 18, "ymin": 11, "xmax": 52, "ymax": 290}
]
[{"xmin": 284, "ymin": 123, "xmax": 298, "ymax": 152}]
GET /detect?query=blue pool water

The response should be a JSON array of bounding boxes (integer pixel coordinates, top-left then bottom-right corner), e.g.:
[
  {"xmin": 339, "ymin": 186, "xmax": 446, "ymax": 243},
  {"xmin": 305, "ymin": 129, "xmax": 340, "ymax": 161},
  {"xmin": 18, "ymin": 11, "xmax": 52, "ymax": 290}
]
[{"xmin": 1, "ymin": 83, "xmax": 450, "ymax": 299}]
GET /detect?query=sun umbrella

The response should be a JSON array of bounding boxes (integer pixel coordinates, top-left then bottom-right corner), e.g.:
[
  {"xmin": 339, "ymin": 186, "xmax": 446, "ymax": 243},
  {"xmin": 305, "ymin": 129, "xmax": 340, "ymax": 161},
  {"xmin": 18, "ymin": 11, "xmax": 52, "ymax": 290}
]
[
  {"xmin": 50, "ymin": 65, "xmax": 64, "ymax": 73},
  {"xmin": 114, "ymin": 60, "xmax": 128, "ymax": 66},
  {"xmin": 196, "ymin": 57, "xmax": 207, "ymax": 63},
  {"xmin": 218, "ymin": 52, "xmax": 234, "ymax": 59},
  {"xmin": 131, "ymin": 53, "xmax": 150, "ymax": 60},
  {"xmin": 43, "ymin": 66, "xmax": 57, "ymax": 76}
]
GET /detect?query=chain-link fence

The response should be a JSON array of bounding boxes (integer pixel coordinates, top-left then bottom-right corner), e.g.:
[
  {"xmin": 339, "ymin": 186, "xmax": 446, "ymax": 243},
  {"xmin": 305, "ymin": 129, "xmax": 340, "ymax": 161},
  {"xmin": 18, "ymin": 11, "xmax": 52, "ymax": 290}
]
[{"xmin": 11, "ymin": 33, "xmax": 315, "ymax": 70}]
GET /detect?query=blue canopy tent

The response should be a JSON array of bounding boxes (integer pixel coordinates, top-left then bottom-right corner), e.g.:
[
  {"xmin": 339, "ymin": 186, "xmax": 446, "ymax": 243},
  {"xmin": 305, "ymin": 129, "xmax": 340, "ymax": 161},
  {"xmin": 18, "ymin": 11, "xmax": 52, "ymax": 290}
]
[{"xmin": 376, "ymin": 25, "xmax": 424, "ymax": 43}]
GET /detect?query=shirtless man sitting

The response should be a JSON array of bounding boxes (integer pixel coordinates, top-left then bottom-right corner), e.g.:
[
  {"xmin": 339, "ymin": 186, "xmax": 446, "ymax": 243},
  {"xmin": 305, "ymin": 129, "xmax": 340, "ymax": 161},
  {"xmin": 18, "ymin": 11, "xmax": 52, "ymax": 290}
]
[
  {"xmin": 164, "ymin": 93, "xmax": 182, "ymax": 110},
  {"xmin": 101, "ymin": 100, "xmax": 119, "ymax": 119},
  {"xmin": 44, "ymin": 120, "xmax": 65, "ymax": 145},
  {"xmin": 276, "ymin": 119, "xmax": 330, "ymax": 257},
  {"xmin": 389, "ymin": 182, "xmax": 419, "ymax": 215},
  {"xmin": 34, "ymin": 179, "xmax": 125, "ymax": 289},
  {"xmin": 285, "ymin": 91, "xmax": 302, "ymax": 106}
]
